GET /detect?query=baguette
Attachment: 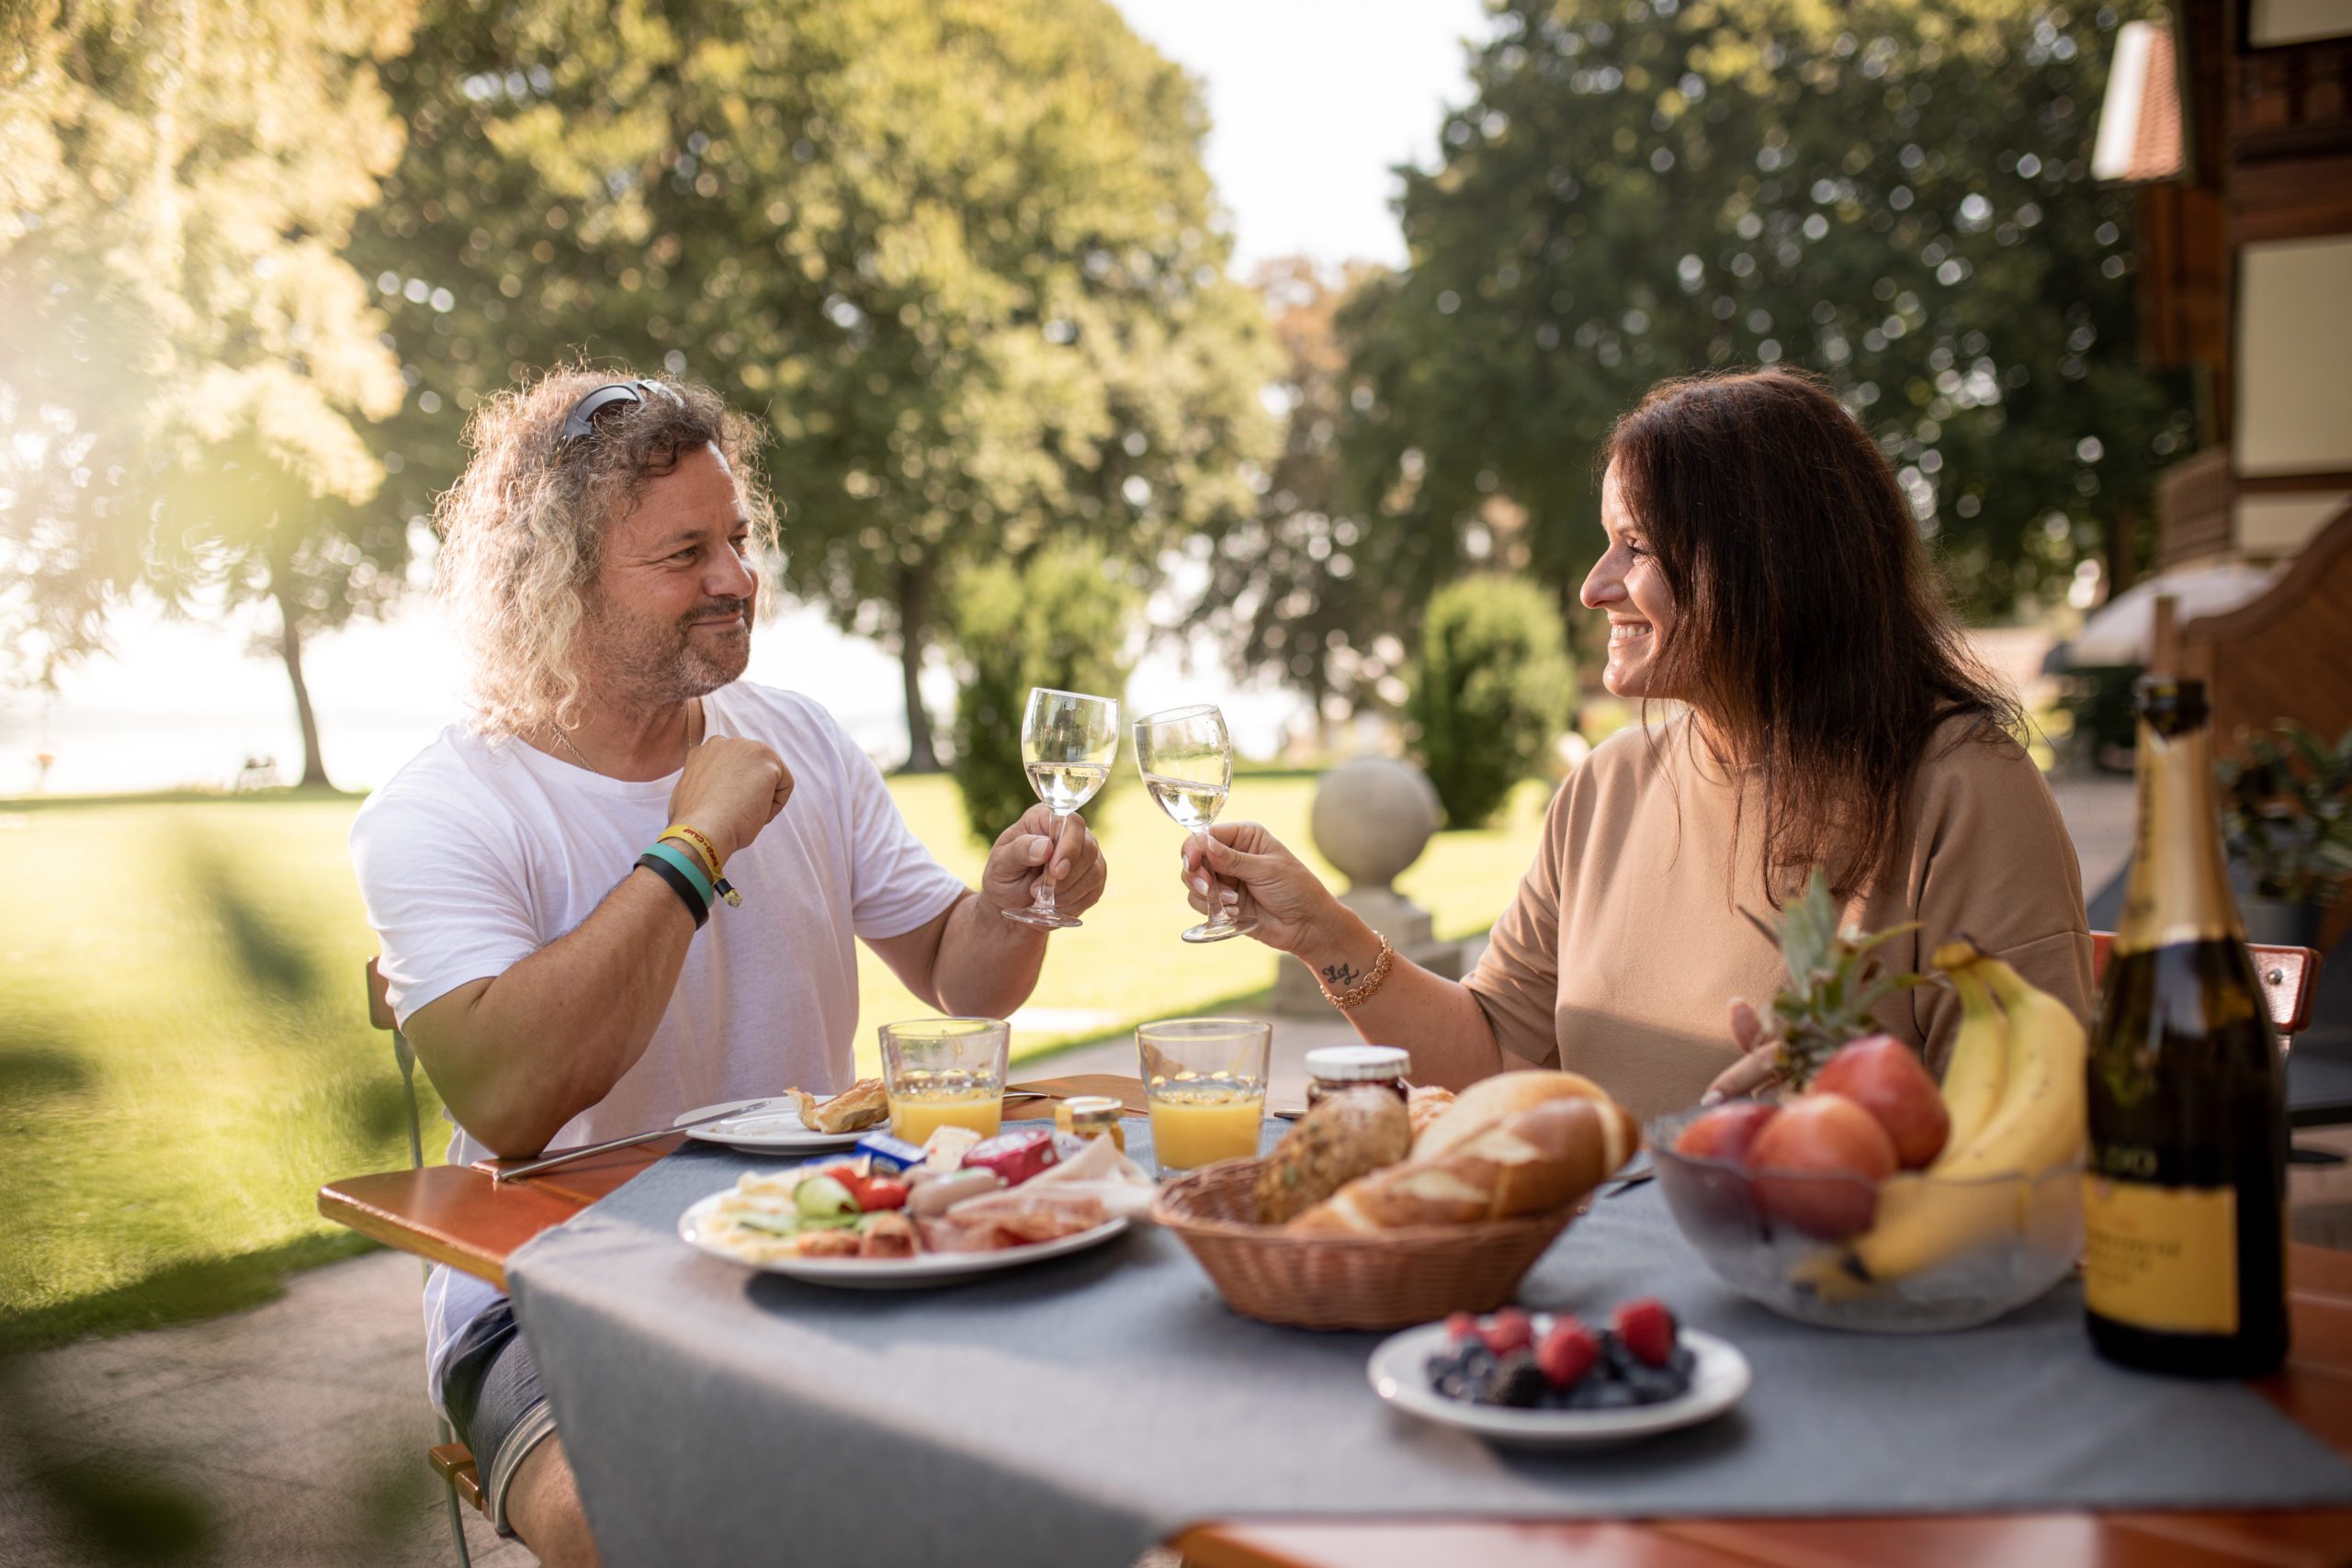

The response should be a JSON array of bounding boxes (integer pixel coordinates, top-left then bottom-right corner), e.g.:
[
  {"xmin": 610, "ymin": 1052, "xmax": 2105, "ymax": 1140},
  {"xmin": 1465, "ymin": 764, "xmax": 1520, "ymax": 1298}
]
[
  {"xmin": 1286, "ymin": 1093, "xmax": 1640, "ymax": 1234},
  {"xmin": 1409, "ymin": 1068, "xmax": 1614, "ymax": 1160}
]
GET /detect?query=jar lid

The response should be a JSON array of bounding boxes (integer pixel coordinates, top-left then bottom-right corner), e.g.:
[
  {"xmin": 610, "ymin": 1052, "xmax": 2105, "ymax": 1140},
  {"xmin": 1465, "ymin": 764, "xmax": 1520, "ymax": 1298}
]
[
  {"xmin": 1303, "ymin": 1045, "xmax": 1411, "ymax": 1082},
  {"xmin": 1063, "ymin": 1094, "xmax": 1123, "ymax": 1119}
]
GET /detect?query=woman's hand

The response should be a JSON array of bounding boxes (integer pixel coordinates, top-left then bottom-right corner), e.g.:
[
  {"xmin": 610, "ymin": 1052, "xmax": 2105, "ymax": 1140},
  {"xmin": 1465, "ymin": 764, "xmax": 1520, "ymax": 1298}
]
[
  {"xmin": 1701, "ymin": 997, "xmax": 1782, "ymax": 1104},
  {"xmin": 1178, "ymin": 822, "xmax": 1344, "ymax": 958}
]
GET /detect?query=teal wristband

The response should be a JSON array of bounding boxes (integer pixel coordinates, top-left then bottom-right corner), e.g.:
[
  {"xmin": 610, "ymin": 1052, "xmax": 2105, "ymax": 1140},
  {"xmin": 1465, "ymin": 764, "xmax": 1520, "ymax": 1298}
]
[{"xmin": 641, "ymin": 840, "xmax": 715, "ymax": 908}]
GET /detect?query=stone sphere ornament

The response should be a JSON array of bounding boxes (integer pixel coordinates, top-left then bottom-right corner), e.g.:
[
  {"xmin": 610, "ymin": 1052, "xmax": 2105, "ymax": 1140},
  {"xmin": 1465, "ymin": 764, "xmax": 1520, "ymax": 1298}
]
[{"xmin": 1309, "ymin": 757, "xmax": 1442, "ymax": 892}]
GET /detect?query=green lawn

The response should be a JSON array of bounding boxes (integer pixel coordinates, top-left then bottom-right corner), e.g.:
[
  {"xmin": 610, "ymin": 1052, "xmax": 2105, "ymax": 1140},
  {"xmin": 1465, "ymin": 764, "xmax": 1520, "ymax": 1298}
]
[{"xmin": 0, "ymin": 773, "xmax": 1546, "ymax": 1349}]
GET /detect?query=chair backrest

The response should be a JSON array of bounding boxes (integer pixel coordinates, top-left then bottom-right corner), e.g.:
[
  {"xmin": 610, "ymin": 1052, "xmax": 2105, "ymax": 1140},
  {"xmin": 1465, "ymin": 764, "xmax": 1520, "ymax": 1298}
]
[
  {"xmin": 2088, "ymin": 931, "xmax": 2323, "ymax": 1039},
  {"xmin": 365, "ymin": 957, "xmax": 428, "ymax": 1170}
]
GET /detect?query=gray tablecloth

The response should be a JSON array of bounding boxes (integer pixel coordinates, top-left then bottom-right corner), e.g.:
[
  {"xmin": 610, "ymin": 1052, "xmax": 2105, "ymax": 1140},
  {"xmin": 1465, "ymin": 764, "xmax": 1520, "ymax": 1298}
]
[{"xmin": 505, "ymin": 1118, "xmax": 2352, "ymax": 1568}]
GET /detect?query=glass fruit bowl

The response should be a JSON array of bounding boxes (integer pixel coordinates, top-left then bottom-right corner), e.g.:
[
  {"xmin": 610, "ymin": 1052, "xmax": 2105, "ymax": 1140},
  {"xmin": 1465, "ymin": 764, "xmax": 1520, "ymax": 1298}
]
[{"xmin": 1646, "ymin": 1106, "xmax": 2083, "ymax": 1333}]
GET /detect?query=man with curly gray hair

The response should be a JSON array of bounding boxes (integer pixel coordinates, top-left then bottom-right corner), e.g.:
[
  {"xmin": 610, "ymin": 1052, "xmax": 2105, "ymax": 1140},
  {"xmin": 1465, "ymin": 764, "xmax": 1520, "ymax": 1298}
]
[{"xmin": 350, "ymin": 367, "xmax": 1107, "ymax": 1565}]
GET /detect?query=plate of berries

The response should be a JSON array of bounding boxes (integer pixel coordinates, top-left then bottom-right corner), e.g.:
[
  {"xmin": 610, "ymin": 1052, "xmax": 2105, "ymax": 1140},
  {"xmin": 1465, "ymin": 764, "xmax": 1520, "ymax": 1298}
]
[{"xmin": 1367, "ymin": 1300, "xmax": 1750, "ymax": 1449}]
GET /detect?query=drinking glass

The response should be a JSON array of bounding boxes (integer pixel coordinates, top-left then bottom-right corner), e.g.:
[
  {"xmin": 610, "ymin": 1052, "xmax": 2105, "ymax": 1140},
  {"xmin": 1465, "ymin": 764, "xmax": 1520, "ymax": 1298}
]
[
  {"xmin": 1137, "ymin": 1017, "xmax": 1272, "ymax": 1178},
  {"xmin": 878, "ymin": 1017, "xmax": 1010, "ymax": 1145},
  {"xmin": 1133, "ymin": 703, "xmax": 1253, "ymax": 943},
  {"xmin": 1004, "ymin": 687, "xmax": 1120, "ymax": 930}
]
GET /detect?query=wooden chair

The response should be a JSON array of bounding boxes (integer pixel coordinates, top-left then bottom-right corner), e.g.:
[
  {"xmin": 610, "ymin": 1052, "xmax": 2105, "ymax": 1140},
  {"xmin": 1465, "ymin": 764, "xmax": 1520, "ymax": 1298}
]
[
  {"xmin": 2088, "ymin": 931, "xmax": 2340, "ymax": 1158},
  {"xmin": 367, "ymin": 960, "xmax": 485, "ymax": 1560},
  {"xmin": 2087, "ymin": 932, "xmax": 2324, "ymax": 1040}
]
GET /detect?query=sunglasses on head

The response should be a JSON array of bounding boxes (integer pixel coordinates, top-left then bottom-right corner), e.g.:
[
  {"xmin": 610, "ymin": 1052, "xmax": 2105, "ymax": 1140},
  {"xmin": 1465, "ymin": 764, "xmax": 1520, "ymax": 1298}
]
[{"xmin": 556, "ymin": 378, "xmax": 684, "ymax": 451}]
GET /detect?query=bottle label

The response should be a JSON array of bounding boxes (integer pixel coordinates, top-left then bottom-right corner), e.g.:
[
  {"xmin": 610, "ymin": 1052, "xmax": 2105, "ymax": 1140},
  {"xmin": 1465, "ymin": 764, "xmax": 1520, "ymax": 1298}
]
[{"xmin": 2082, "ymin": 1177, "xmax": 2239, "ymax": 1335}]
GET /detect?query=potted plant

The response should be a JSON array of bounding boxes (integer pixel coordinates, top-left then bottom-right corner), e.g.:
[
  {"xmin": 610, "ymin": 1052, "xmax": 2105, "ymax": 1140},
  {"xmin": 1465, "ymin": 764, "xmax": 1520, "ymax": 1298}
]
[{"xmin": 2216, "ymin": 720, "xmax": 2352, "ymax": 948}]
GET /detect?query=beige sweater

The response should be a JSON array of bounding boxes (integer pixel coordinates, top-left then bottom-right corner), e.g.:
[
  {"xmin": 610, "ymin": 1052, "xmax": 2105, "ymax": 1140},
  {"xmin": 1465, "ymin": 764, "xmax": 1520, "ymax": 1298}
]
[{"xmin": 1463, "ymin": 716, "xmax": 2094, "ymax": 1124}]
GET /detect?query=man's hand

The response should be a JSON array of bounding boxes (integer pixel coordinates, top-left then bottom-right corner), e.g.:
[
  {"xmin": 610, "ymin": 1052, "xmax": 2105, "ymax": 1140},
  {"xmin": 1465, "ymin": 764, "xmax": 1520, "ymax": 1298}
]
[
  {"xmin": 667, "ymin": 738, "xmax": 793, "ymax": 863},
  {"xmin": 979, "ymin": 806, "xmax": 1106, "ymax": 921}
]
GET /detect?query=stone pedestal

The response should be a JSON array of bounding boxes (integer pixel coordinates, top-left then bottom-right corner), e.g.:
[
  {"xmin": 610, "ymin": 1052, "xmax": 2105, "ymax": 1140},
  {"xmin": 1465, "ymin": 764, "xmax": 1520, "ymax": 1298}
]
[{"xmin": 1271, "ymin": 758, "xmax": 1469, "ymax": 1013}]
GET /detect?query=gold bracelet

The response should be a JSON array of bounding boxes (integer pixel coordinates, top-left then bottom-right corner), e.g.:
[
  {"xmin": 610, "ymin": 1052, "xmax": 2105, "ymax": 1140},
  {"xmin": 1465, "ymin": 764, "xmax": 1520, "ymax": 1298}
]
[{"xmin": 1318, "ymin": 933, "xmax": 1395, "ymax": 1010}]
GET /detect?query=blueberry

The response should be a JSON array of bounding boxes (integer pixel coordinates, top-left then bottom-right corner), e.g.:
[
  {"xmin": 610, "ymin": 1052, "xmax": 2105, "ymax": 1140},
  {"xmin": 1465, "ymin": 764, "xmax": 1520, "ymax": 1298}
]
[
  {"xmin": 1590, "ymin": 1382, "xmax": 1638, "ymax": 1409},
  {"xmin": 1668, "ymin": 1346, "xmax": 1695, "ymax": 1377},
  {"xmin": 1462, "ymin": 1346, "xmax": 1497, "ymax": 1377},
  {"xmin": 1434, "ymin": 1372, "xmax": 1468, "ymax": 1401}
]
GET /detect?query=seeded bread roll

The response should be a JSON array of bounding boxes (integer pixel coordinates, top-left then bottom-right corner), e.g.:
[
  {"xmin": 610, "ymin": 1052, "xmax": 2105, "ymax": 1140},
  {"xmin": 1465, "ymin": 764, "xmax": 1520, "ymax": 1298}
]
[
  {"xmin": 1286, "ymin": 1093, "xmax": 1641, "ymax": 1234},
  {"xmin": 1250, "ymin": 1087, "xmax": 1413, "ymax": 1224}
]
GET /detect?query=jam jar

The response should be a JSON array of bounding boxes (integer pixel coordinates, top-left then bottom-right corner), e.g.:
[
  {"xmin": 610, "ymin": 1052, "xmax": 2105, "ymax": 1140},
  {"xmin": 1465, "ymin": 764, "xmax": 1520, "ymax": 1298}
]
[
  {"xmin": 1303, "ymin": 1045, "xmax": 1411, "ymax": 1108},
  {"xmin": 1053, "ymin": 1093, "xmax": 1126, "ymax": 1151}
]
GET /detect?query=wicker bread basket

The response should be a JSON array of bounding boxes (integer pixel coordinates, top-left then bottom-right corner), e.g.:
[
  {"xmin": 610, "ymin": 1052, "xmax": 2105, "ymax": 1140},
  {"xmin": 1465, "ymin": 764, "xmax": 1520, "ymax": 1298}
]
[{"xmin": 1151, "ymin": 1156, "xmax": 1581, "ymax": 1330}]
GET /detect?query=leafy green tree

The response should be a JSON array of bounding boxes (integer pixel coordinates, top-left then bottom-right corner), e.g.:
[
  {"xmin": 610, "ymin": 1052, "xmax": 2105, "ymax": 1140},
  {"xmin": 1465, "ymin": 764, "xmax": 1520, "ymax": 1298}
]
[
  {"xmin": 361, "ymin": 0, "xmax": 1277, "ymax": 769},
  {"xmin": 946, "ymin": 539, "xmax": 1138, "ymax": 843},
  {"xmin": 0, "ymin": 0, "xmax": 420, "ymax": 785},
  {"xmin": 1338, "ymin": 0, "xmax": 2191, "ymax": 659},
  {"xmin": 1199, "ymin": 258, "xmax": 1437, "ymax": 738},
  {"xmin": 1405, "ymin": 574, "xmax": 1575, "ymax": 828}
]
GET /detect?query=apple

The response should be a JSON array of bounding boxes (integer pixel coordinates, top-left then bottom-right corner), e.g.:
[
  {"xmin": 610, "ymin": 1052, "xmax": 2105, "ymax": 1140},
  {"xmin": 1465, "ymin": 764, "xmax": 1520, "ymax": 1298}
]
[
  {"xmin": 1747, "ymin": 1092, "xmax": 1898, "ymax": 1240},
  {"xmin": 1811, "ymin": 1033, "xmax": 1950, "ymax": 1169},
  {"xmin": 1673, "ymin": 1101, "xmax": 1781, "ymax": 1166}
]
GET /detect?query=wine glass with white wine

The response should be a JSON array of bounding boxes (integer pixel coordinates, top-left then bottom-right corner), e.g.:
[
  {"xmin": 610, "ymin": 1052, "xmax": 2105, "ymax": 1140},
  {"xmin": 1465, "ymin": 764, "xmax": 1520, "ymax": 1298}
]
[
  {"xmin": 1133, "ymin": 703, "xmax": 1254, "ymax": 943},
  {"xmin": 1004, "ymin": 687, "xmax": 1119, "ymax": 930}
]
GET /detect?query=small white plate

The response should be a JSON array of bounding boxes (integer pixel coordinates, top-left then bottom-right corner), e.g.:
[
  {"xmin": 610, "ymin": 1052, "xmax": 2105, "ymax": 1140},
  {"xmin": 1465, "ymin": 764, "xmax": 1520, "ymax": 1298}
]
[
  {"xmin": 674, "ymin": 1098, "xmax": 871, "ymax": 1154},
  {"xmin": 677, "ymin": 1191, "xmax": 1129, "ymax": 1288},
  {"xmin": 1367, "ymin": 1320, "xmax": 1750, "ymax": 1449}
]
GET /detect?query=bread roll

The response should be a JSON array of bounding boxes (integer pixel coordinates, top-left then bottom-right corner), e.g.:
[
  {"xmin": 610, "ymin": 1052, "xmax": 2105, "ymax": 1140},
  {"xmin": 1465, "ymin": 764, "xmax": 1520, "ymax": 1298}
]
[
  {"xmin": 1409, "ymin": 1068, "xmax": 1613, "ymax": 1160},
  {"xmin": 1286, "ymin": 1090, "xmax": 1640, "ymax": 1234},
  {"xmin": 1252, "ymin": 1087, "xmax": 1412, "ymax": 1224}
]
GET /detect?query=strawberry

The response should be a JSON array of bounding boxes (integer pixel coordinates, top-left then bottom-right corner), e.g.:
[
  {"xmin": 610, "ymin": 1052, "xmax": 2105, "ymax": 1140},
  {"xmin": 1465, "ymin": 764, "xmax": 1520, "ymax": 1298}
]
[
  {"xmin": 1613, "ymin": 1298, "xmax": 1678, "ymax": 1368},
  {"xmin": 1444, "ymin": 1311, "xmax": 1480, "ymax": 1344},
  {"xmin": 1535, "ymin": 1317, "xmax": 1600, "ymax": 1388},
  {"xmin": 1479, "ymin": 1307, "xmax": 1534, "ymax": 1357}
]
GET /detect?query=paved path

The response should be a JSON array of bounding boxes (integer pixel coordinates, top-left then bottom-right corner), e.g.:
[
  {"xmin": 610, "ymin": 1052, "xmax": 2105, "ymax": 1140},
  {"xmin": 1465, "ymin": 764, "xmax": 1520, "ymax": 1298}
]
[{"xmin": 0, "ymin": 773, "xmax": 2211, "ymax": 1567}]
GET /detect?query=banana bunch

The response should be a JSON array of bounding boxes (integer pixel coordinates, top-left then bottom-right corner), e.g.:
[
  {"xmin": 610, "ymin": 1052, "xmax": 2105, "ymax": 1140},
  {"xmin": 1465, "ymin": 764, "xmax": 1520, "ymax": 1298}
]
[{"xmin": 1804, "ymin": 938, "xmax": 2086, "ymax": 1292}]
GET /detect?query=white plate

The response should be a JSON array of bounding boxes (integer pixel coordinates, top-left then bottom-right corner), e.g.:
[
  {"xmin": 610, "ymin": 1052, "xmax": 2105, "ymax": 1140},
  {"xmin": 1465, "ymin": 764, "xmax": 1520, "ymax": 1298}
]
[
  {"xmin": 674, "ymin": 1098, "xmax": 871, "ymax": 1154},
  {"xmin": 677, "ymin": 1191, "xmax": 1130, "ymax": 1289},
  {"xmin": 1367, "ymin": 1320, "xmax": 1750, "ymax": 1449}
]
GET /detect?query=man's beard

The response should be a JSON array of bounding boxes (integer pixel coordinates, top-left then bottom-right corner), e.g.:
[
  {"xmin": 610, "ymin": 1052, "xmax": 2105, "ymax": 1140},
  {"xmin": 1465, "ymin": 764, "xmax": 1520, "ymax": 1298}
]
[{"xmin": 581, "ymin": 594, "xmax": 754, "ymax": 708}]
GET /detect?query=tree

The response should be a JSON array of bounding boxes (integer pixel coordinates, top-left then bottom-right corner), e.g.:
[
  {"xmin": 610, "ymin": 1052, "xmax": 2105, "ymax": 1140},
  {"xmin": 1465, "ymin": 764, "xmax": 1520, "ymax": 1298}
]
[
  {"xmin": 1198, "ymin": 258, "xmax": 1434, "ymax": 738},
  {"xmin": 1406, "ymin": 574, "xmax": 1575, "ymax": 828},
  {"xmin": 1336, "ymin": 0, "xmax": 2192, "ymax": 659},
  {"xmin": 0, "ymin": 0, "xmax": 420, "ymax": 786},
  {"xmin": 946, "ymin": 539, "xmax": 1138, "ymax": 844},
  {"xmin": 362, "ymin": 0, "xmax": 1278, "ymax": 769}
]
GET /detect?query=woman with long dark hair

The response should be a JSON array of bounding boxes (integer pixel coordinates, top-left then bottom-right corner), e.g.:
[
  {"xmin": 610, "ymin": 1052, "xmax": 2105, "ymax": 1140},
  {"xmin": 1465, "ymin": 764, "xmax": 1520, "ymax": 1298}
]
[{"xmin": 1181, "ymin": 369, "xmax": 2092, "ymax": 1119}]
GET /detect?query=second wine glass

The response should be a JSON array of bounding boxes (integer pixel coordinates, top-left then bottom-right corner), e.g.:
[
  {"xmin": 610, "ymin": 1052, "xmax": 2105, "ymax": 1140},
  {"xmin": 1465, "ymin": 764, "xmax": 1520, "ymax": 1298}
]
[
  {"xmin": 1005, "ymin": 686, "xmax": 1119, "ymax": 930},
  {"xmin": 1134, "ymin": 703, "xmax": 1254, "ymax": 943}
]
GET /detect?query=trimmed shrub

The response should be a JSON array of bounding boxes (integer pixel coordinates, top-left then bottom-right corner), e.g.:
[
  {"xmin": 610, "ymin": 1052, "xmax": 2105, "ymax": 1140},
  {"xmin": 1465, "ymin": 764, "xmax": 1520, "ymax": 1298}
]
[
  {"xmin": 947, "ymin": 542, "xmax": 1139, "ymax": 844},
  {"xmin": 1404, "ymin": 575, "xmax": 1575, "ymax": 828}
]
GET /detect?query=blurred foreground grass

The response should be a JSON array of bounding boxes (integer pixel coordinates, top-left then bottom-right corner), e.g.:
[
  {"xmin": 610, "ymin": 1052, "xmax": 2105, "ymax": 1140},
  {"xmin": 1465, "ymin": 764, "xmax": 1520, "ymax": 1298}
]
[{"xmin": 0, "ymin": 773, "xmax": 1544, "ymax": 1349}]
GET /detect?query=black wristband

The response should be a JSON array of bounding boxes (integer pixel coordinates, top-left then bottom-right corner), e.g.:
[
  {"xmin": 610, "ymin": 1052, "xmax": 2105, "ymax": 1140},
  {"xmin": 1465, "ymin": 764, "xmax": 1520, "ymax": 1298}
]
[{"xmin": 635, "ymin": 852, "xmax": 709, "ymax": 930}]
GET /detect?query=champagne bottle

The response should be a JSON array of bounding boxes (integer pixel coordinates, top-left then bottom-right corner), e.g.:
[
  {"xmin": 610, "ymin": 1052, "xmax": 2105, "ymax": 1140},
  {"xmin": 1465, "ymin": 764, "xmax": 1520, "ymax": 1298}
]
[{"xmin": 2084, "ymin": 675, "xmax": 2289, "ymax": 1376}]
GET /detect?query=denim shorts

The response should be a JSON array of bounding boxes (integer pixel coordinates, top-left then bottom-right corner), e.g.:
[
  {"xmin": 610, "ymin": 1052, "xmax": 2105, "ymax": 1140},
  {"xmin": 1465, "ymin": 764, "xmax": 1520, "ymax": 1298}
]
[{"xmin": 439, "ymin": 1300, "xmax": 559, "ymax": 1535}]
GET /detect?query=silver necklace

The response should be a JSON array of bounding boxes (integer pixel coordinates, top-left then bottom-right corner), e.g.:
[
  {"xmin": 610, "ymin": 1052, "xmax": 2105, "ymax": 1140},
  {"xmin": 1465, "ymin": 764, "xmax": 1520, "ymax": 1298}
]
[
  {"xmin": 549, "ymin": 725, "xmax": 596, "ymax": 772},
  {"xmin": 547, "ymin": 702, "xmax": 697, "ymax": 774}
]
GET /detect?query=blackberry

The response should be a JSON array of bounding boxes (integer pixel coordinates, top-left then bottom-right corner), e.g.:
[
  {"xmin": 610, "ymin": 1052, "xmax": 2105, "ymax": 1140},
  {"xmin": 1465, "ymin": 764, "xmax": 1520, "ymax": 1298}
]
[{"xmin": 1482, "ymin": 1349, "xmax": 1548, "ymax": 1408}]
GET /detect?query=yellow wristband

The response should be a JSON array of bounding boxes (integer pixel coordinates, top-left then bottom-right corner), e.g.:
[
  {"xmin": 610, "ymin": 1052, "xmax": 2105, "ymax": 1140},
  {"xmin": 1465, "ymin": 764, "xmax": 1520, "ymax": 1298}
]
[{"xmin": 661, "ymin": 824, "xmax": 723, "ymax": 879}]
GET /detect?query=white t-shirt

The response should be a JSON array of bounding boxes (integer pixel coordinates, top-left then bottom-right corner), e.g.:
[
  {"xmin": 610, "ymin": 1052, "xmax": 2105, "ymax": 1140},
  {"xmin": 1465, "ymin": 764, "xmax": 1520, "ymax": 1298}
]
[{"xmin": 349, "ymin": 682, "xmax": 967, "ymax": 1401}]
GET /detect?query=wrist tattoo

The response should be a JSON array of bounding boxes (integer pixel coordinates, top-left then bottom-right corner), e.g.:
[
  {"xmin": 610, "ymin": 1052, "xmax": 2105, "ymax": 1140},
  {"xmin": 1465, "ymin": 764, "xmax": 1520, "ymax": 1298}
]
[{"xmin": 1320, "ymin": 962, "xmax": 1358, "ymax": 987}]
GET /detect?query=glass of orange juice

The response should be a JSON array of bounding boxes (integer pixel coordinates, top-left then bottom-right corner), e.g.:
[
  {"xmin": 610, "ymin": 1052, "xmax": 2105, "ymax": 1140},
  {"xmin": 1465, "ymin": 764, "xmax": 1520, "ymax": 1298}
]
[
  {"xmin": 879, "ymin": 1018, "xmax": 1010, "ymax": 1145},
  {"xmin": 1137, "ymin": 1018, "xmax": 1271, "ymax": 1178}
]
